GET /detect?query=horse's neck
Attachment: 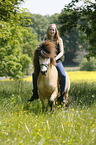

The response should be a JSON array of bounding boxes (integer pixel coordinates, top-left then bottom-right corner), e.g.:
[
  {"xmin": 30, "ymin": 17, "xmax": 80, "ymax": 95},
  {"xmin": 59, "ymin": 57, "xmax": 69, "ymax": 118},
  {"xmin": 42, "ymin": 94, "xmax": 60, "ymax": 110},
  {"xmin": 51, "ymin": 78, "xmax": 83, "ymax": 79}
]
[{"xmin": 47, "ymin": 65, "xmax": 57, "ymax": 77}]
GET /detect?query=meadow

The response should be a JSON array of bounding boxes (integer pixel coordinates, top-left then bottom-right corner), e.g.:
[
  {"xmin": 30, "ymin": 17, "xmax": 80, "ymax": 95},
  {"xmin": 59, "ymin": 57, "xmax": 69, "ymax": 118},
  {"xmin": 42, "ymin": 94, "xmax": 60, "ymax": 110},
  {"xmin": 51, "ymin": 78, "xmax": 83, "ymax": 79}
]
[{"xmin": 0, "ymin": 71, "xmax": 96, "ymax": 145}]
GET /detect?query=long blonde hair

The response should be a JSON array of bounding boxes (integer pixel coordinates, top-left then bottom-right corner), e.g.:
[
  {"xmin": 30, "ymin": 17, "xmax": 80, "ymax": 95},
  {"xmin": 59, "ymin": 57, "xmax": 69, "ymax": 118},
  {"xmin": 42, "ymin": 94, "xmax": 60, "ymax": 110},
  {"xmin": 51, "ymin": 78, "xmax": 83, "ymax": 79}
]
[{"xmin": 47, "ymin": 24, "xmax": 60, "ymax": 44}]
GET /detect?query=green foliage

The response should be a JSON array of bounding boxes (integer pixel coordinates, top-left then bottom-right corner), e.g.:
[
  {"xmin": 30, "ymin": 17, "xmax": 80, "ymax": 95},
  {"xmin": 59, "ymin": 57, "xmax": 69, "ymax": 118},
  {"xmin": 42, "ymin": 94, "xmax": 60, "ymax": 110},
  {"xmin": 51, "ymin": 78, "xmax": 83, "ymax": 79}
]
[
  {"xmin": 73, "ymin": 49, "xmax": 88, "ymax": 65},
  {"xmin": 1, "ymin": 0, "xmax": 39, "ymax": 78},
  {"xmin": 0, "ymin": 80, "xmax": 96, "ymax": 144},
  {"xmin": 21, "ymin": 27, "xmax": 39, "ymax": 58},
  {"xmin": 59, "ymin": 0, "xmax": 96, "ymax": 59},
  {"xmin": 0, "ymin": 0, "xmax": 24, "ymax": 21},
  {"xmin": 30, "ymin": 14, "xmax": 50, "ymax": 41},
  {"xmin": 80, "ymin": 58, "xmax": 96, "ymax": 71},
  {"xmin": 0, "ymin": 21, "xmax": 32, "ymax": 78},
  {"xmin": 0, "ymin": 17, "xmax": 38, "ymax": 78}
]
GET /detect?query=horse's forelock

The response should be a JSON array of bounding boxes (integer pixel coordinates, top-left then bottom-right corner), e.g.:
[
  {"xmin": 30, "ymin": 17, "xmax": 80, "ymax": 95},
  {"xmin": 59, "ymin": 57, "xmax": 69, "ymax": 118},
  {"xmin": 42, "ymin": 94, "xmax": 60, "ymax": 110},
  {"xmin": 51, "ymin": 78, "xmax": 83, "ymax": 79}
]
[{"xmin": 37, "ymin": 41, "xmax": 56, "ymax": 58}]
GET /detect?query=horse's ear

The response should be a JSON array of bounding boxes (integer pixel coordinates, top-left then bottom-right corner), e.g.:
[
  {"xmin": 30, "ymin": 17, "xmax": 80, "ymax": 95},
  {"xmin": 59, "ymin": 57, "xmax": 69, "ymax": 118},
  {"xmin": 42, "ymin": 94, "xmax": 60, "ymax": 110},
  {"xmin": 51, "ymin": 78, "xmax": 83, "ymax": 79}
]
[{"xmin": 51, "ymin": 58, "xmax": 56, "ymax": 66}]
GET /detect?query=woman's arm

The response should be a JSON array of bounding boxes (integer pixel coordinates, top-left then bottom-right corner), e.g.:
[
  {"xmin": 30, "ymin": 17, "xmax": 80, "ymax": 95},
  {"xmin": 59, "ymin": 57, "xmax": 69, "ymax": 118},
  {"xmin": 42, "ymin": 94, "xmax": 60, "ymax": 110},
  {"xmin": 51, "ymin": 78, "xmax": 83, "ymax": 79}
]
[{"xmin": 55, "ymin": 38, "xmax": 64, "ymax": 61}]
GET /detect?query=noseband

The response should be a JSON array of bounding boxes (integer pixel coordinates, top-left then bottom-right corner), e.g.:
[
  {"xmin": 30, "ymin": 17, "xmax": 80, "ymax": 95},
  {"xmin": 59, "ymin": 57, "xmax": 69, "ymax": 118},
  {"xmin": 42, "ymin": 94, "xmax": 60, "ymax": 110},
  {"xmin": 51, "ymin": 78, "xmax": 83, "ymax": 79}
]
[{"xmin": 40, "ymin": 63, "xmax": 49, "ymax": 75}]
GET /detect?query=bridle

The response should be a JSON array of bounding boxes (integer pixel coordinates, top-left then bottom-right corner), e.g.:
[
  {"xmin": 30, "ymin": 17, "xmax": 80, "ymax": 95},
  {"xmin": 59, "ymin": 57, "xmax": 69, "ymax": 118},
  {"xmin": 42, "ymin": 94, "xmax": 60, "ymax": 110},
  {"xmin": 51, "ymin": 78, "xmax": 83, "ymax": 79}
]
[
  {"xmin": 40, "ymin": 63, "xmax": 49, "ymax": 75},
  {"xmin": 39, "ymin": 57, "xmax": 50, "ymax": 75}
]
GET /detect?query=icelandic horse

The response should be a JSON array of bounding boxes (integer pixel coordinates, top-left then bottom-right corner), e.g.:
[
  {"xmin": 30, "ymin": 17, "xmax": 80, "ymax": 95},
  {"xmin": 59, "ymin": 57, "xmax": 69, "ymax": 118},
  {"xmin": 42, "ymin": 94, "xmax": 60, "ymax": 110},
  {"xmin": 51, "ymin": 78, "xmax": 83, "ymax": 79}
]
[{"xmin": 33, "ymin": 40, "xmax": 70, "ymax": 111}]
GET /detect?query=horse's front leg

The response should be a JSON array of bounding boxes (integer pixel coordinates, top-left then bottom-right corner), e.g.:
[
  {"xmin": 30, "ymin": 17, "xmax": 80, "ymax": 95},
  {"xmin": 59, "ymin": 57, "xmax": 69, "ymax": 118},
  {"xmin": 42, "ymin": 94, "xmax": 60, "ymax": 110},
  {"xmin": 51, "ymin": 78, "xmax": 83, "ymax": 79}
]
[
  {"xmin": 42, "ymin": 100, "xmax": 46, "ymax": 112},
  {"xmin": 48, "ymin": 100, "xmax": 54, "ymax": 111},
  {"xmin": 49, "ymin": 88, "xmax": 58, "ymax": 111}
]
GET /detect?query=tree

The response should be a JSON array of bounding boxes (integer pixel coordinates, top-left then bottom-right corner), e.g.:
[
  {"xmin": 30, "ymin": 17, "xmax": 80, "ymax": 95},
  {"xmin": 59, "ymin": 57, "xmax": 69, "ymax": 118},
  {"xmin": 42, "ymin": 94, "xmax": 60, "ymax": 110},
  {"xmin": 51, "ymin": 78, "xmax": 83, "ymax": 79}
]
[
  {"xmin": 0, "ymin": 1, "xmax": 39, "ymax": 78},
  {"xmin": 59, "ymin": 0, "xmax": 96, "ymax": 59},
  {"xmin": 0, "ymin": 0, "xmax": 24, "ymax": 21},
  {"xmin": 0, "ymin": 21, "xmax": 31, "ymax": 78},
  {"xmin": 21, "ymin": 27, "xmax": 39, "ymax": 59},
  {"xmin": 29, "ymin": 14, "xmax": 50, "ymax": 41}
]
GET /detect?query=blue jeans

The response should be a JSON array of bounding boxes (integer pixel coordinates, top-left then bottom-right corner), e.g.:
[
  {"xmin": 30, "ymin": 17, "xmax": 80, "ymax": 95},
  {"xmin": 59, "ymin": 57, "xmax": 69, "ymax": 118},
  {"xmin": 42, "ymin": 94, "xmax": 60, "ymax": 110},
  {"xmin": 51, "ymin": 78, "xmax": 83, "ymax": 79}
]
[
  {"xmin": 32, "ymin": 62, "xmax": 66, "ymax": 93},
  {"xmin": 56, "ymin": 62, "xmax": 66, "ymax": 93}
]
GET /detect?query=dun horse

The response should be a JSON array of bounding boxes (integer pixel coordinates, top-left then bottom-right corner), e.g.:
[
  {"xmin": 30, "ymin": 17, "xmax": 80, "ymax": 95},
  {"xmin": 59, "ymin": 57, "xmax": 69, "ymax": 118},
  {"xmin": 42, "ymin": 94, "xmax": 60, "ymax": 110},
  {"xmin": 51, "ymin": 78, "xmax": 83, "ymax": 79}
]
[{"xmin": 33, "ymin": 41, "xmax": 70, "ymax": 111}]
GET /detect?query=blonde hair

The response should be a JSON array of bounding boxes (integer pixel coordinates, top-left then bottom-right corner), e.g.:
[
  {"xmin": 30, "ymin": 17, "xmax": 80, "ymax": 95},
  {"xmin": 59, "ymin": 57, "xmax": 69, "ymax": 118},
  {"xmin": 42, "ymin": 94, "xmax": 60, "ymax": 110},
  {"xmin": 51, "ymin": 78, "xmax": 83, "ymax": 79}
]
[{"xmin": 47, "ymin": 24, "xmax": 60, "ymax": 43}]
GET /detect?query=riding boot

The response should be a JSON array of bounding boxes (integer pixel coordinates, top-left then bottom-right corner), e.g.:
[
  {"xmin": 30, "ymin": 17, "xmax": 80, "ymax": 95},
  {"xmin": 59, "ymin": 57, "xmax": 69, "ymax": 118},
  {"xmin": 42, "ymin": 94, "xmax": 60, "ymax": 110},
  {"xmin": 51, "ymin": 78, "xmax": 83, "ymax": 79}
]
[{"xmin": 28, "ymin": 90, "xmax": 39, "ymax": 101}]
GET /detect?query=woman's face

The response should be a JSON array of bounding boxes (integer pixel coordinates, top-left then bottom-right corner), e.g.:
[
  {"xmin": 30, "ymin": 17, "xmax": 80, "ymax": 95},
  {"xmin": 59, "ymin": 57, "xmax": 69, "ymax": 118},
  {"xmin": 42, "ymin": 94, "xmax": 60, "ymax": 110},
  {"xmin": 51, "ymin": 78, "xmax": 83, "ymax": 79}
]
[{"xmin": 48, "ymin": 26, "xmax": 56, "ymax": 37}]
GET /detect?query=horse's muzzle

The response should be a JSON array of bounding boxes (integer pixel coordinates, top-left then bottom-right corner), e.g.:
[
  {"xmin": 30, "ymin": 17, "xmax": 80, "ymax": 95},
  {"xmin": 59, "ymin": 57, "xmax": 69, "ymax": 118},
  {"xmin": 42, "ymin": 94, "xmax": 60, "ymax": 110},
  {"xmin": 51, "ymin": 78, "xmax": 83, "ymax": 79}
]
[{"xmin": 41, "ymin": 71, "xmax": 47, "ymax": 75}]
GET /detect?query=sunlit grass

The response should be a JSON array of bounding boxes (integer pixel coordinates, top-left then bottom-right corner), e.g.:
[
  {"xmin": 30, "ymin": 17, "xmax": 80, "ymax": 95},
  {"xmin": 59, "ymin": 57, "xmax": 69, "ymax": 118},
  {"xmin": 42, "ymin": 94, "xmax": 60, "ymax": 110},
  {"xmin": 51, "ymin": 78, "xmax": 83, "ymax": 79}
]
[{"xmin": 0, "ymin": 71, "xmax": 96, "ymax": 144}]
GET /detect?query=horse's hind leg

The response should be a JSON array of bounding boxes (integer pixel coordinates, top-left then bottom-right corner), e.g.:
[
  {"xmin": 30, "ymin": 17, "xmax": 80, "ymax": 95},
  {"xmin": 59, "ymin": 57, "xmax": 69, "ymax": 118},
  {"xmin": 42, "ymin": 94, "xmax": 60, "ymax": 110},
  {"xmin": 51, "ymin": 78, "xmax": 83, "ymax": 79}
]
[{"xmin": 65, "ymin": 91, "xmax": 69, "ymax": 102}]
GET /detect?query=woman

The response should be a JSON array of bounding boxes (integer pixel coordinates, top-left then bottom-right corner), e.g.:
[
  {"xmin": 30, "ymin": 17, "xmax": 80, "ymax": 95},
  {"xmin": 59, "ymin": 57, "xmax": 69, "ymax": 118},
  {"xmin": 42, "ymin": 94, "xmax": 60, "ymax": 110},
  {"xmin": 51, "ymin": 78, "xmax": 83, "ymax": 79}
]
[{"xmin": 28, "ymin": 24, "xmax": 66, "ymax": 104}]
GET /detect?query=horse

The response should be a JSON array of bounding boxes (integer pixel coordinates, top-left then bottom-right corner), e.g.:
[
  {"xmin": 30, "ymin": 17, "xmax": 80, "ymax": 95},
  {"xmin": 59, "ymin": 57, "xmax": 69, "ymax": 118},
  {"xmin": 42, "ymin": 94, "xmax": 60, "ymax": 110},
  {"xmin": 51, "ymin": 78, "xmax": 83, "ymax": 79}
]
[{"xmin": 33, "ymin": 40, "xmax": 70, "ymax": 111}]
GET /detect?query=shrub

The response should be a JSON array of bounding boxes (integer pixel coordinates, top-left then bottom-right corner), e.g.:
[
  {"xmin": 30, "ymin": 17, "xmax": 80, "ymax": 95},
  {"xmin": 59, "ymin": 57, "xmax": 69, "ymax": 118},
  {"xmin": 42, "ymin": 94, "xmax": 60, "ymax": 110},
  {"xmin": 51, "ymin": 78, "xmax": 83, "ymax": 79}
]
[{"xmin": 80, "ymin": 58, "xmax": 96, "ymax": 71}]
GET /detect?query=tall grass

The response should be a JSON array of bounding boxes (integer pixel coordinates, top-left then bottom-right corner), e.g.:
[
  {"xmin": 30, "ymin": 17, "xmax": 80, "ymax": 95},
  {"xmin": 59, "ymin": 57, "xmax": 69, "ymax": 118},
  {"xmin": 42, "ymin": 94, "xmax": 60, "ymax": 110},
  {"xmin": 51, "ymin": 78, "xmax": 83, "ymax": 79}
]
[{"xmin": 0, "ymin": 72, "xmax": 96, "ymax": 144}]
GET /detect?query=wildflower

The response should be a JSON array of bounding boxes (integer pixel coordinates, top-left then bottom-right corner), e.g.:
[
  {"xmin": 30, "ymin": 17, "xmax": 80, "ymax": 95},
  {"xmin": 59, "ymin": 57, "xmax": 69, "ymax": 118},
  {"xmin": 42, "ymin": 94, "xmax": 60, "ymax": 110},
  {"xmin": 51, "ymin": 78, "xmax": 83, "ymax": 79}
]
[
  {"xmin": 72, "ymin": 109, "xmax": 74, "ymax": 111},
  {"xmin": 34, "ymin": 124, "xmax": 37, "ymax": 127},
  {"xmin": 38, "ymin": 129, "xmax": 41, "ymax": 132},
  {"xmin": 62, "ymin": 141, "xmax": 65, "ymax": 143},
  {"xmin": 92, "ymin": 124, "xmax": 94, "ymax": 127},
  {"xmin": 68, "ymin": 114, "xmax": 69, "ymax": 116},
  {"xmin": 72, "ymin": 114, "xmax": 74, "ymax": 116},
  {"xmin": 68, "ymin": 124, "xmax": 70, "ymax": 127},
  {"xmin": 60, "ymin": 114, "xmax": 62, "ymax": 116},
  {"xmin": 63, "ymin": 103, "xmax": 66, "ymax": 106}
]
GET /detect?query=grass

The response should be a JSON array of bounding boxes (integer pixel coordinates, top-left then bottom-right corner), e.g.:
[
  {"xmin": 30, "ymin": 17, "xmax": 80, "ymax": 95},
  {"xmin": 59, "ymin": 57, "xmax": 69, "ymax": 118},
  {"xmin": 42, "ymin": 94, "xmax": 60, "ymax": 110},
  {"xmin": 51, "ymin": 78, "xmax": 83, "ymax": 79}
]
[{"xmin": 0, "ymin": 71, "xmax": 96, "ymax": 145}]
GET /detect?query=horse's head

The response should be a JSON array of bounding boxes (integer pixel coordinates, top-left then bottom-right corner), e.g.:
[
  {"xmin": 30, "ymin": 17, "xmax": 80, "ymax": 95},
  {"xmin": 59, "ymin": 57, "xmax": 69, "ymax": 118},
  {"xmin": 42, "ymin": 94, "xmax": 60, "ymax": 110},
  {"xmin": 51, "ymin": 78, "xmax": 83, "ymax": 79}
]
[
  {"xmin": 34, "ymin": 40, "xmax": 56, "ymax": 76},
  {"xmin": 39, "ymin": 56, "xmax": 50, "ymax": 75}
]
